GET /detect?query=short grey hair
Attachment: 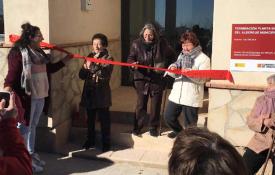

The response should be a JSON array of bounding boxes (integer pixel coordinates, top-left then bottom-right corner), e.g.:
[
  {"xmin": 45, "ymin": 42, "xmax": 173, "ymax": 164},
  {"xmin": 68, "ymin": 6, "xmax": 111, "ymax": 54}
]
[
  {"xmin": 139, "ymin": 23, "xmax": 159, "ymax": 40},
  {"xmin": 267, "ymin": 74, "xmax": 275, "ymax": 84}
]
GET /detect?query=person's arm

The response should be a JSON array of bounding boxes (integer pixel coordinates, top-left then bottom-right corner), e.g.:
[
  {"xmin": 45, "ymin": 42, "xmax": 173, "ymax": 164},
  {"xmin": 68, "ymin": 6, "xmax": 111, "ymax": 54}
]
[
  {"xmin": 0, "ymin": 118, "xmax": 32, "ymax": 175},
  {"xmin": 165, "ymin": 54, "xmax": 183, "ymax": 78},
  {"xmin": 246, "ymin": 96, "xmax": 271, "ymax": 133},
  {"xmin": 127, "ymin": 41, "xmax": 138, "ymax": 64},
  {"xmin": 188, "ymin": 56, "xmax": 211, "ymax": 85},
  {"xmin": 0, "ymin": 94, "xmax": 32, "ymax": 175},
  {"xmin": 4, "ymin": 49, "xmax": 22, "ymax": 91},
  {"xmin": 127, "ymin": 41, "xmax": 140, "ymax": 70},
  {"xmin": 47, "ymin": 54, "xmax": 73, "ymax": 74}
]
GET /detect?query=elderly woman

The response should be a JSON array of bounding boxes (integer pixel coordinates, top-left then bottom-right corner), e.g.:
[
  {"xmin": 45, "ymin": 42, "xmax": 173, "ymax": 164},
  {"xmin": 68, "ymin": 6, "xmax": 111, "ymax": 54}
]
[
  {"xmin": 127, "ymin": 22, "xmax": 176, "ymax": 137},
  {"xmin": 164, "ymin": 31, "xmax": 210, "ymax": 138},
  {"xmin": 243, "ymin": 74, "xmax": 275, "ymax": 175},
  {"xmin": 79, "ymin": 33, "xmax": 113, "ymax": 152}
]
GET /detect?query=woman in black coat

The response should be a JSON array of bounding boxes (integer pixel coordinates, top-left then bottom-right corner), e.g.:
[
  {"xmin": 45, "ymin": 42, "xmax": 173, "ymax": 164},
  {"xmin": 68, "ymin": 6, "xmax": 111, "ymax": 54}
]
[
  {"xmin": 127, "ymin": 23, "xmax": 176, "ymax": 137},
  {"xmin": 79, "ymin": 33, "xmax": 113, "ymax": 152}
]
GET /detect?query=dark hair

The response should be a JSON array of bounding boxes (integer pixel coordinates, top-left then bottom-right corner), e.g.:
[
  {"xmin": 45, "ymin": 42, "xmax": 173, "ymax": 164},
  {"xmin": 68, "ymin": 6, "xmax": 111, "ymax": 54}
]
[
  {"xmin": 169, "ymin": 127, "xmax": 249, "ymax": 175},
  {"xmin": 180, "ymin": 31, "xmax": 200, "ymax": 47},
  {"xmin": 91, "ymin": 33, "xmax": 108, "ymax": 47},
  {"xmin": 14, "ymin": 22, "xmax": 40, "ymax": 48}
]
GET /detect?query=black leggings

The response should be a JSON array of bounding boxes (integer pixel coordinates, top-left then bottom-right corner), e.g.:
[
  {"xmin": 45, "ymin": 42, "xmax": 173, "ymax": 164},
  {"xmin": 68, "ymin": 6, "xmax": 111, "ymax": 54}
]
[{"xmin": 243, "ymin": 147, "xmax": 275, "ymax": 175}]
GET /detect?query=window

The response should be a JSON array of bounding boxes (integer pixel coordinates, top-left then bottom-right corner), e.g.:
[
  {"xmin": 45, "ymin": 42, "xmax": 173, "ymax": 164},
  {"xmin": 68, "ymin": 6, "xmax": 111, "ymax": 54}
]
[{"xmin": 121, "ymin": 0, "xmax": 213, "ymax": 85}]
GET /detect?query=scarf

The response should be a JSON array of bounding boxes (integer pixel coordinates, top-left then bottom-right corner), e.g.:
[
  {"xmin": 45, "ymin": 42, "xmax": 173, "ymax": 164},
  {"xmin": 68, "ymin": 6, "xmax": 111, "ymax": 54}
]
[
  {"xmin": 20, "ymin": 47, "xmax": 32, "ymax": 95},
  {"xmin": 181, "ymin": 45, "xmax": 202, "ymax": 69},
  {"xmin": 88, "ymin": 49, "xmax": 111, "ymax": 73},
  {"xmin": 20, "ymin": 47, "xmax": 49, "ymax": 96}
]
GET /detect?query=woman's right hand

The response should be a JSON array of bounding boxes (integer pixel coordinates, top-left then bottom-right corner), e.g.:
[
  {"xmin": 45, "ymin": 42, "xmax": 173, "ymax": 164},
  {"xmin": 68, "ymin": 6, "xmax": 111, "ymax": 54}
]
[
  {"xmin": 263, "ymin": 114, "xmax": 275, "ymax": 128},
  {"xmin": 131, "ymin": 61, "xmax": 139, "ymax": 70},
  {"xmin": 84, "ymin": 61, "xmax": 92, "ymax": 69},
  {"xmin": 168, "ymin": 66, "xmax": 177, "ymax": 70}
]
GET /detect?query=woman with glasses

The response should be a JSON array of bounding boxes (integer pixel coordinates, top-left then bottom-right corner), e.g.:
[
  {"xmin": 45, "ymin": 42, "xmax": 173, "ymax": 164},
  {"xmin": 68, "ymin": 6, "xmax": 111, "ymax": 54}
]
[
  {"xmin": 4, "ymin": 22, "xmax": 72, "ymax": 173},
  {"xmin": 164, "ymin": 31, "xmax": 210, "ymax": 138}
]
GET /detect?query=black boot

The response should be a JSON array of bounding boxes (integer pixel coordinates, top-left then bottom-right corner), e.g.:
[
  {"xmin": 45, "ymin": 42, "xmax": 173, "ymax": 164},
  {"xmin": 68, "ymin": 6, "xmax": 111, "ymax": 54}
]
[
  {"xmin": 149, "ymin": 128, "xmax": 158, "ymax": 137},
  {"xmin": 102, "ymin": 144, "xmax": 111, "ymax": 153},
  {"xmin": 167, "ymin": 131, "xmax": 178, "ymax": 139},
  {"xmin": 82, "ymin": 140, "xmax": 95, "ymax": 150},
  {"xmin": 132, "ymin": 128, "xmax": 142, "ymax": 136}
]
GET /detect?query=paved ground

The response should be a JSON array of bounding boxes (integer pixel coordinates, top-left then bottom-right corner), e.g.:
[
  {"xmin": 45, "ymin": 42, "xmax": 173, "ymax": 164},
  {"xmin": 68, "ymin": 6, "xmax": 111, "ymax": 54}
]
[{"xmin": 39, "ymin": 152, "xmax": 168, "ymax": 175}]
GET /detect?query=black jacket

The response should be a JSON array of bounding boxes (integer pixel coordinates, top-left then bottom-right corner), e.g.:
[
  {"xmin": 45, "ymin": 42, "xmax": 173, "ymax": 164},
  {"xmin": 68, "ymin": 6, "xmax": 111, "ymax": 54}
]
[
  {"xmin": 79, "ymin": 49, "xmax": 113, "ymax": 109},
  {"xmin": 127, "ymin": 37, "xmax": 176, "ymax": 94}
]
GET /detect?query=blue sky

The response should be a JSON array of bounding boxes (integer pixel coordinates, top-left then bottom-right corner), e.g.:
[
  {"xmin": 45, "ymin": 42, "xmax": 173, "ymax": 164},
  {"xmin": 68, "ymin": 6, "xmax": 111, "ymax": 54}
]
[{"xmin": 155, "ymin": 0, "xmax": 213, "ymax": 29}]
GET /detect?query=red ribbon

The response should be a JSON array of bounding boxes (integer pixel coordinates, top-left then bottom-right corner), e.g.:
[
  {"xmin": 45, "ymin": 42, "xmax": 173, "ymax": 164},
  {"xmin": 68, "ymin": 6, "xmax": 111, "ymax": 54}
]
[{"xmin": 9, "ymin": 34, "xmax": 234, "ymax": 83}]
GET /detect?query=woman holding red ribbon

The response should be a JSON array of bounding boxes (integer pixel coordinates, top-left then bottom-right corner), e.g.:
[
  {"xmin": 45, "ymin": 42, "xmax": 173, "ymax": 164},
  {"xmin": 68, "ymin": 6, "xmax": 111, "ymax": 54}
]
[
  {"xmin": 127, "ymin": 22, "xmax": 176, "ymax": 137},
  {"xmin": 164, "ymin": 31, "xmax": 210, "ymax": 138},
  {"xmin": 3, "ymin": 22, "xmax": 72, "ymax": 173},
  {"xmin": 243, "ymin": 74, "xmax": 275, "ymax": 175},
  {"xmin": 79, "ymin": 33, "xmax": 113, "ymax": 152}
]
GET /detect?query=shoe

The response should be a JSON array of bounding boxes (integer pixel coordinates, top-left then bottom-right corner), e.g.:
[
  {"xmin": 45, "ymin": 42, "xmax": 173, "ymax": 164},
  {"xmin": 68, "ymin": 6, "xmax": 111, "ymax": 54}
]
[
  {"xmin": 32, "ymin": 160, "xmax": 44, "ymax": 173},
  {"xmin": 31, "ymin": 153, "xmax": 46, "ymax": 167},
  {"xmin": 102, "ymin": 144, "xmax": 111, "ymax": 153},
  {"xmin": 132, "ymin": 129, "xmax": 142, "ymax": 136},
  {"xmin": 167, "ymin": 131, "xmax": 178, "ymax": 139},
  {"xmin": 82, "ymin": 140, "xmax": 95, "ymax": 150},
  {"xmin": 149, "ymin": 128, "xmax": 158, "ymax": 137}
]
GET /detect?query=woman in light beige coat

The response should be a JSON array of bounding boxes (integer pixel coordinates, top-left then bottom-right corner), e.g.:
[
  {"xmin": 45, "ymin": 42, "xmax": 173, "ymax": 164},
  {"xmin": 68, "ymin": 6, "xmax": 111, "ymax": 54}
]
[{"xmin": 243, "ymin": 74, "xmax": 275, "ymax": 175}]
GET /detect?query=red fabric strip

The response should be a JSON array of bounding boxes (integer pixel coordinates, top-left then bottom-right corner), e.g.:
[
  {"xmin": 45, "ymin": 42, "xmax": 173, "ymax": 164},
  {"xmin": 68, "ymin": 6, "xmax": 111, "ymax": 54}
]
[{"xmin": 9, "ymin": 34, "xmax": 234, "ymax": 83}]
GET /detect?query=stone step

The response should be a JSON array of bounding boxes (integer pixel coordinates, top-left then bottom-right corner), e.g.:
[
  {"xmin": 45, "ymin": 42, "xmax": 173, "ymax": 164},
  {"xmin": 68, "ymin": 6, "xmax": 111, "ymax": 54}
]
[
  {"xmin": 69, "ymin": 123, "xmax": 173, "ymax": 151},
  {"xmin": 58, "ymin": 143, "xmax": 169, "ymax": 168},
  {"xmin": 69, "ymin": 112, "xmax": 207, "ymax": 151}
]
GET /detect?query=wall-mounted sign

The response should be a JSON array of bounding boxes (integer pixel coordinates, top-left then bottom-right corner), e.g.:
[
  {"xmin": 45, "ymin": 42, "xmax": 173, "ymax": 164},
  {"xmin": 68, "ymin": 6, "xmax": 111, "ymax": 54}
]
[
  {"xmin": 231, "ymin": 24, "xmax": 275, "ymax": 72},
  {"xmin": 81, "ymin": 0, "xmax": 92, "ymax": 11}
]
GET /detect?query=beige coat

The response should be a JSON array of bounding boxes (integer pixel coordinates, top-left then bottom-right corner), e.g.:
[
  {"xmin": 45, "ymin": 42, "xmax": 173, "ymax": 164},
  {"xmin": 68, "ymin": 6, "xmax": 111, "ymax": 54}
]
[{"xmin": 247, "ymin": 89, "xmax": 275, "ymax": 153}]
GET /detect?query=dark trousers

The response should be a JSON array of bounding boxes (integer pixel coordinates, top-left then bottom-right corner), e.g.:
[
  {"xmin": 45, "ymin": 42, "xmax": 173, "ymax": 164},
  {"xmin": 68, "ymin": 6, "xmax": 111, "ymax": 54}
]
[
  {"xmin": 243, "ymin": 147, "xmax": 275, "ymax": 175},
  {"xmin": 134, "ymin": 89, "xmax": 163, "ymax": 132},
  {"xmin": 86, "ymin": 107, "xmax": 110, "ymax": 147},
  {"xmin": 164, "ymin": 100, "xmax": 198, "ymax": 133}
]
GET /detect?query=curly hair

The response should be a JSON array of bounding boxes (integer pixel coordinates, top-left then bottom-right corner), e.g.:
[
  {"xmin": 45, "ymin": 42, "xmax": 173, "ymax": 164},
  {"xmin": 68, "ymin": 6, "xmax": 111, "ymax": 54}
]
[
  {"xmin": 14, "ymin": 22, "xmax": 40, "ymax": 48},
  {"xmin": 180, "ymin": 31, "xmax": 200, "ymax": 47}
]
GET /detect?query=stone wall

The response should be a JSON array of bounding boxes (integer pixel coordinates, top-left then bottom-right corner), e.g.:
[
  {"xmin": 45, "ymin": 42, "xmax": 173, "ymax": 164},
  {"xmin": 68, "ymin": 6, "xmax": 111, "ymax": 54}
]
[
  {"xmin": 0, "ymin": 39, "xmax": 121, "ymax": 152},
  {"xmin": 49, "ymin": 40, "xmax": 121, "ymax": 128},
  {"xmin": 207, "ymin": 88, "xmax": 263, "ymax": 146}
]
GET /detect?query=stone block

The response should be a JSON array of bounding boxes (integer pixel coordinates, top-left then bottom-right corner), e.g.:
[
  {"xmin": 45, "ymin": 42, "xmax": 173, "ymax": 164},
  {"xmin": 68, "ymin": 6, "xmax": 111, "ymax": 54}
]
[
  {"xmin": 230, "ymin": 91, "xmax": 261, "ymax": 111},
  {"xmin": 207, "ymin": 105, "xmax": 228, "ymax": 137},
  {"xmin": 225, "ymin": 126, "xmax": 254, "ymax": 146},
  {"xmin": 209, "ymin": 89, "xmax": 231, "ymax": 110}
]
